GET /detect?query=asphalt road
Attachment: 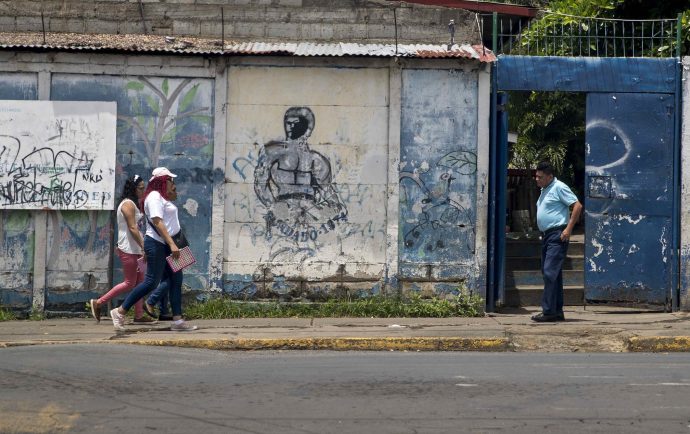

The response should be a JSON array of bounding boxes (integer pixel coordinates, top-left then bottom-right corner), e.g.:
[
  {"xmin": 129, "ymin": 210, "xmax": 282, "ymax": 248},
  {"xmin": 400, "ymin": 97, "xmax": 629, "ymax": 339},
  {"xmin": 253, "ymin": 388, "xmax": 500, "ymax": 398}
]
[{"xmin": 1, "ymin": 345, "xmax": 690, "ymax": 433}]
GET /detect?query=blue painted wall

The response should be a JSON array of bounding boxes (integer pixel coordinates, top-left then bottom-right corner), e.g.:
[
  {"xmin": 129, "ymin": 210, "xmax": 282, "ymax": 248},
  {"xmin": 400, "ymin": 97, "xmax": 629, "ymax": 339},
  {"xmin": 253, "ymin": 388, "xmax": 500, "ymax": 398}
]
[
  {"xmin": 399, "ymin": 69, "xmax": 479, "ymax": 294},
  {"xmin": 0, "ymin": 73, "xmax": 38, "ymax": 309}
]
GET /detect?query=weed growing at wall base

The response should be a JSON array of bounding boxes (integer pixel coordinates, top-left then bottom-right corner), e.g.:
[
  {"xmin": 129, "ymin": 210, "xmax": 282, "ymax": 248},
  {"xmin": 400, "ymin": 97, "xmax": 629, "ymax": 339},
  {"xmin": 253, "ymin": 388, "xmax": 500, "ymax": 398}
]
[
  {"xmin": 184, "ymin": 293, "xmax": 485, "ymax": 320},
  {"xmin": 0, "ymin": 307, "xmax": 17, "ymax": 321}
]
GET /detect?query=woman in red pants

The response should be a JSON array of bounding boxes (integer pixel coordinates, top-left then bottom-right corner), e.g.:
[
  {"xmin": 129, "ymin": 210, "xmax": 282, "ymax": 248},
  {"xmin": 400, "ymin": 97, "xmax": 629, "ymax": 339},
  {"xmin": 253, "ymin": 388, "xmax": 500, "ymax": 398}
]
[{"xmin": 89, "ymin": 174, "xmax": 154, "ymax": 323}]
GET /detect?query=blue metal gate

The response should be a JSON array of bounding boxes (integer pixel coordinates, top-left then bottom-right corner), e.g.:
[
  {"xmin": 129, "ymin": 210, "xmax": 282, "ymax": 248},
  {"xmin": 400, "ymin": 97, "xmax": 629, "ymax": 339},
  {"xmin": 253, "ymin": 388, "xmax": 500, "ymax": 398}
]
[
  {"xmin": 494, "ymin": 56, "xmax": 680, "ymax": 309},
  {"xmin": 584, "ymin": 93, "xmax": 675, "ymax": 305}
]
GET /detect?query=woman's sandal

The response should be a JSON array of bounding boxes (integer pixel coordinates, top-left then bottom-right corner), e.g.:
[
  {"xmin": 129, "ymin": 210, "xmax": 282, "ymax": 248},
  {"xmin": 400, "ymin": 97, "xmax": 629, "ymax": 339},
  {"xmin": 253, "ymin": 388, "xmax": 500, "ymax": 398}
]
[
  {"xmin": 89, "ymin": 299, "xmax": 101, "ymax": 323},
  {"xmin": 143, "ymin": 303, "xmax": 157, "ymax": 319}
]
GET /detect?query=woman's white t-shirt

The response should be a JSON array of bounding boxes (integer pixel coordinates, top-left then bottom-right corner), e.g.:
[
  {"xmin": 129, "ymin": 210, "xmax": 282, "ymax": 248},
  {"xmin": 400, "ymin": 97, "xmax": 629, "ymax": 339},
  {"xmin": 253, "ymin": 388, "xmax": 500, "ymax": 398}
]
[
  {"xmin": 144, "ymin": 191, "xmax": 180, "ymax": 243},
  {"xmin": 116, "ymin": 199, "xmax": 143, "ymax": 255}
]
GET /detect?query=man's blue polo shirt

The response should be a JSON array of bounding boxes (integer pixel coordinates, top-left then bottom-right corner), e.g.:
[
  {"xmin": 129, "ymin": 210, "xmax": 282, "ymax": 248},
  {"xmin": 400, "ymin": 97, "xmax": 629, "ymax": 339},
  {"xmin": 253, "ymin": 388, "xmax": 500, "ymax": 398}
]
[{"xmin": 536, "ymin": 177, "xmax": 578, "ymax": 232}]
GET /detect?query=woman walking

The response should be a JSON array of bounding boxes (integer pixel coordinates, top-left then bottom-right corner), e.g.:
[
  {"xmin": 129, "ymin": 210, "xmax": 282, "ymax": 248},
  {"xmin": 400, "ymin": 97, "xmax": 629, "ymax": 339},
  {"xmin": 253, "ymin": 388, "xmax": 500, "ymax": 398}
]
[
  {"xmin": 110, "ymin": 167, "xmax": 197, "ymax": 332},
  {"xmin": 90, "ymin": 175, "xmax": 153, "ymax": 323}
]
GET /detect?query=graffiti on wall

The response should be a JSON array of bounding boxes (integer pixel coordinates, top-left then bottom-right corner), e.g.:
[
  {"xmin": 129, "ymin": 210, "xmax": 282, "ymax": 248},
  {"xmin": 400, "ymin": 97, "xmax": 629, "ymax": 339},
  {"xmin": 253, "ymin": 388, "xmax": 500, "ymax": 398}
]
[
  {"xmin": 399, "ymin": 150, "xmax": 476, "ymax": 256},
  {"xmin": 0, "ymin": 100, "xmax": 117, "ymax": 210},
  {"xmin": 398, "ymin": 68, "xmax": 480, "ymax": 270},
  {"xmin": 253, "ymin": 107, "xmax": 348, "ymax": 262}
]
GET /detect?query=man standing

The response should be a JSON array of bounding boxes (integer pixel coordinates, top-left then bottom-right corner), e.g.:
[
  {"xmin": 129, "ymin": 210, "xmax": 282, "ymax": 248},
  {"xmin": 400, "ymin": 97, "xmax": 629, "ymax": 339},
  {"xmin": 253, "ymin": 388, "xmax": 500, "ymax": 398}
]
[{"xmin": 532, "ymin": 161, "xmax": 583, "ymax": 322}]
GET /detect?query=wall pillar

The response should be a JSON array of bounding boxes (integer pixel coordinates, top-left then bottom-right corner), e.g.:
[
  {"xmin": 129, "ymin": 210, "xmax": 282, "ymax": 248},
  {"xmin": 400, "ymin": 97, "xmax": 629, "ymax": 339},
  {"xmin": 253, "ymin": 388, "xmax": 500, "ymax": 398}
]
[{"xmin": 385, "ymin": 60, "xmax": 402, "ymax": 295}]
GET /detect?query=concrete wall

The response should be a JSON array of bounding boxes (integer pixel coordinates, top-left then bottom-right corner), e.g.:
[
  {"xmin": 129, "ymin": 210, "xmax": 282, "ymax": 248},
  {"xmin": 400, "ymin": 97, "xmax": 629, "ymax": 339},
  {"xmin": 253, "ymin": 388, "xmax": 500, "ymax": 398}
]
[
  {"xmin": 0, "ymin": 51, "xmax": 490, "ymax": 313},
  {"xmin": 224, "ymin": 57, "xmax": 490, "ymax": 301},
  {"xmin": 0, "ymin": 51, "xmax": 224, "ymax": 313},
  {"xmin": 0, "ymin": 0, "xmax": 477, "ymax": 45}
]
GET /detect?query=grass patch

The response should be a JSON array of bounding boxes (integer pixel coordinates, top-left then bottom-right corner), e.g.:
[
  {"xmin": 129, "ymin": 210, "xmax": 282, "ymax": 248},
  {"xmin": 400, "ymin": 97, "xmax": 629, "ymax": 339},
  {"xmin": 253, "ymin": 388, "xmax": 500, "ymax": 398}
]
[
  {"xmin": 0, "ymin": 307, "xmax": 17, "ymax": 321},
  {"xmin": 184, "ymin": 293, "xmax": 484, "ymax": 320}
]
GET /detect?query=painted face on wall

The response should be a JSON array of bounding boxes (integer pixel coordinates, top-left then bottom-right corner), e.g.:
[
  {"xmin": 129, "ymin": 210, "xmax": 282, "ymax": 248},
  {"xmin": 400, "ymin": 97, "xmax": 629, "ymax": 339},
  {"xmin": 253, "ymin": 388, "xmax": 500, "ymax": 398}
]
[
  {"xmin": 283, "ymin": 107, "xmax": 315, "ymax": 141},
  {"xmin": 285, "ymin": 116, "xmax": 308, "ymax": 140}
]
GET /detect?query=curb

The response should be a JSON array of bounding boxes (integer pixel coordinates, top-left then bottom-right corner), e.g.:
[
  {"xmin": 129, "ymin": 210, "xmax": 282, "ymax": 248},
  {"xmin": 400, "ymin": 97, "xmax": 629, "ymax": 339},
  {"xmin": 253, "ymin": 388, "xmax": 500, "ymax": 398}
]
[
  {"xmin": 125, "ymin": 337, "xmax": 511, "ymax": 352},
  {"xmin": 626, "ymin": 336, "xmax": 690, "ymax": 352}
]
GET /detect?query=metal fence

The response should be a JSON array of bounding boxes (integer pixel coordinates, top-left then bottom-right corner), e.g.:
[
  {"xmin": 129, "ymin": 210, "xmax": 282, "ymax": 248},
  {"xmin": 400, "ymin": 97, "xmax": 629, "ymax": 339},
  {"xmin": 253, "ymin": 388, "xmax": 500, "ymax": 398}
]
[{"xmin": 486, "ymin": 11, "xmax": 682, "ymax": 58}]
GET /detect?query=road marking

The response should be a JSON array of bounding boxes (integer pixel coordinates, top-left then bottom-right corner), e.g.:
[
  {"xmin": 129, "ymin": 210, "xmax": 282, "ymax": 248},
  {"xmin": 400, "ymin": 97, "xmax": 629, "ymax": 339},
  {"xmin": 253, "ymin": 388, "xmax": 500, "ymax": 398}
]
[
  {"xmin": 629, "ymin": 383, "xmax": 690, "ymax": 386},
  {"xmin": 569, "ymin": 375, "xmax": 623, "ymax": 379},
  {"xmin": 455, "ymin": 383, "xmax": 478, "ymax": 387}
]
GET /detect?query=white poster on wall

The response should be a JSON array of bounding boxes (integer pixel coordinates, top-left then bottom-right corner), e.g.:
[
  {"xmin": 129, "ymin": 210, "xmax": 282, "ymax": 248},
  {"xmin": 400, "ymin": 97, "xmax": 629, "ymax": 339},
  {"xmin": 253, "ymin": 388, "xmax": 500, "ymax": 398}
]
[{"xmin": 0, "ymin": 100, "xmax": 117, "ymax": 210}]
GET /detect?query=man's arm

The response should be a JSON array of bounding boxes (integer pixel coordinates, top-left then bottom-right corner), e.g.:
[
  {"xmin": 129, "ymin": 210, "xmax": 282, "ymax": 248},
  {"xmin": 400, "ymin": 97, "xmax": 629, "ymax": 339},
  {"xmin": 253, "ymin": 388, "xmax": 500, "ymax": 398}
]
[{"xmin": 560, "ymin": 201, "xmax": 583, "ymax": 242}]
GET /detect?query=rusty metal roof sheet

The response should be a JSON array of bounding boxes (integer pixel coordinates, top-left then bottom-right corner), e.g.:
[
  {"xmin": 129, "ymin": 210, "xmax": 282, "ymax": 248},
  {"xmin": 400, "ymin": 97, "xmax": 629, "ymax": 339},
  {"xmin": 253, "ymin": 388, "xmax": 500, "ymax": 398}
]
[{"xmin": 0, "ymin": 32, "xmax": 495, "ymax": 62}]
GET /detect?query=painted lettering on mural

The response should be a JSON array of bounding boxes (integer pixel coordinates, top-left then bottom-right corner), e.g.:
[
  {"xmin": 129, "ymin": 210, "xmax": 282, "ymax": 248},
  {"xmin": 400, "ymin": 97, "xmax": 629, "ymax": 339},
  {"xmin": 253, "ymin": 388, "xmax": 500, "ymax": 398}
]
[
  {"xmin": 400, "ymin": 150, "xmax": 476, "ymax": 254},
  {"xmin": 253, "ymin": 107, "xmax": 348, "ymax": 261},
  {"xmin": 0, "ymin": 136, "xmax": 110, "ymax": 208}
]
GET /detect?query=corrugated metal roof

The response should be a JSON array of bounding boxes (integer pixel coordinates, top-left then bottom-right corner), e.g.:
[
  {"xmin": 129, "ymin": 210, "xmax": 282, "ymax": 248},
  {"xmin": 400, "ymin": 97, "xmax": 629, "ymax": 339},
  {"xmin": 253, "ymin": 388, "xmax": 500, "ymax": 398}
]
[
  {"xmin": 0, "ymin": 32, "xmax": 495, "ymax": 62},
  {"xmin": 223, "ymin": 42, "xmax": 495, "ymax": 62}
]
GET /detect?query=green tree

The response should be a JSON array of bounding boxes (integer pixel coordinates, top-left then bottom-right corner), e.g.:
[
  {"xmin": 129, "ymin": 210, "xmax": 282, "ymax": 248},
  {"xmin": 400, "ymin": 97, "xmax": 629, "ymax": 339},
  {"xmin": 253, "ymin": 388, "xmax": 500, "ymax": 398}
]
[{"xmin": 507, "ymin": 91, "xmax": 585, "ymax": 198}]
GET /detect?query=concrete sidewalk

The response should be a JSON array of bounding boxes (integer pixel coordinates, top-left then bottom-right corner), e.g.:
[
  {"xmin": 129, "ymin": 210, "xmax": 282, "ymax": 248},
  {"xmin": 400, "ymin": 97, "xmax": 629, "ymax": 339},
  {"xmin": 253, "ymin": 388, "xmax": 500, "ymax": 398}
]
[{"xmin": 1, "ymin": 306, "xmax": 689, "ymax": 352}]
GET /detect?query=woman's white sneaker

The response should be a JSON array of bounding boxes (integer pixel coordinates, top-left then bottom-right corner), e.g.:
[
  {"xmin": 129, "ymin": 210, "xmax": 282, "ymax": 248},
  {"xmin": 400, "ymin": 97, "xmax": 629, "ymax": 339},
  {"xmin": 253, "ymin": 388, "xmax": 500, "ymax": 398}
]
[
  {"xmin": 170, "ymin": 321, "xmax": 198, "ymax": 332},
  {"xmin": 110, "ymin": 308, "xmax": 125, "ymax": 331}
]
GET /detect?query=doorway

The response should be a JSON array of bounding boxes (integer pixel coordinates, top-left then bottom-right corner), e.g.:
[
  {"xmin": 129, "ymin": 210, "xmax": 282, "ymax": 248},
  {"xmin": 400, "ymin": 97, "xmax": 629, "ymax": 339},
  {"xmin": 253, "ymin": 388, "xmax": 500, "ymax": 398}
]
[
  {"xmin": 502, "ymin": 91, "xmax": 585, "ymax": 308},
  {"xmin": 490, "ymin": 55, "xmax": 681, "ymax": 311}
]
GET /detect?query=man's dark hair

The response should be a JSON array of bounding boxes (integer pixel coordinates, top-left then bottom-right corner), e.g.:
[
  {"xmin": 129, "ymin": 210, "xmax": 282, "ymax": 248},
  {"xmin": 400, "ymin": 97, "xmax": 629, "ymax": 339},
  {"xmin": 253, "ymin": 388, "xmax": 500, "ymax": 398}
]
[{"xmin": 536, "ymin": 161, "xmax": 554, "ymax": 176}]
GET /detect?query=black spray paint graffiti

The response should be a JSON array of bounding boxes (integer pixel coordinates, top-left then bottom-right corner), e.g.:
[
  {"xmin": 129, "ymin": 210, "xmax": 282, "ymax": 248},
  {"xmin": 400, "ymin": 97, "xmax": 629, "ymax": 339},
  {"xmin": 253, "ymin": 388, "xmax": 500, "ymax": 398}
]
[
  {"xmin": 253, "ymin": 107, "xmax": 347, "ymax": 260},
  {"xmin": 400, "ymin": 150, "xmax": 477, "ymax": 254},
  {"xmin": 0, "ymin": 134, "xmax": 109, "ymax": 208}
]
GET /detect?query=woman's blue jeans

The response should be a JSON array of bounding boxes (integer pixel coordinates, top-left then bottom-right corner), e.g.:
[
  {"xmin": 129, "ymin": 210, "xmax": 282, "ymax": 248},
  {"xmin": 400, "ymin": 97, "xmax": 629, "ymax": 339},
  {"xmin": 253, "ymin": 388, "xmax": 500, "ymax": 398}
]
[{"xmin": 122, "ymin": 235, "xmax": 183, "ymax": 317}]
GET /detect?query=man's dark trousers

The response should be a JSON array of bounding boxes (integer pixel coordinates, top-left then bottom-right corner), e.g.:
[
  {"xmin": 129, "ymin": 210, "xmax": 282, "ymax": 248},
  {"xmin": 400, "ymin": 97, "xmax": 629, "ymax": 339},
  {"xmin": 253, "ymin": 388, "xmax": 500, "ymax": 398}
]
[{"xmin": 541, "ymin": 230, "xmax": 569, "ymax": 315}]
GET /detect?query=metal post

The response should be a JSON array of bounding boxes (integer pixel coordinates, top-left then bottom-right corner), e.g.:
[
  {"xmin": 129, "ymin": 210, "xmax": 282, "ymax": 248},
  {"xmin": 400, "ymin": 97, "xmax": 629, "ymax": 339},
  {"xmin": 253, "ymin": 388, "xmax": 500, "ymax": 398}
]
[
  {"xmin": 487, "ymin": 12, "xmax": 499, "ymax": 312},
  {"xmin": 672, "ymin": 16, "xmax": 683, "ymax": 310},
  {"xmin": 677, "ymin": 13, "xmax": 682, "ymax": 59},
  {"xmin": 496, "ymin": 92, "xmax": 508, "ymax": 307}
]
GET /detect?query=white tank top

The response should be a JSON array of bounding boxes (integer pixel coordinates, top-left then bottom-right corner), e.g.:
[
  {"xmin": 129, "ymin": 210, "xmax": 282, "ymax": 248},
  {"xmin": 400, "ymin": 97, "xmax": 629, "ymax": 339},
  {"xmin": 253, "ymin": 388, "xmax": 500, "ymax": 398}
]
[{"xmin": 116, "ymin": 199, "xmax": 143, "ymax": 254}]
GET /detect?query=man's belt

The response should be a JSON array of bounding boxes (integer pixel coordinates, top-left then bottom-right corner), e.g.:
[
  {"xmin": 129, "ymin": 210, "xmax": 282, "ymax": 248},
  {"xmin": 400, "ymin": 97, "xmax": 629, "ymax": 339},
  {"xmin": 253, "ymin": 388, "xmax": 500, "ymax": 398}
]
[{"xmin": 541, "ymin": 224, "xmax": 567, "ymax": 236}]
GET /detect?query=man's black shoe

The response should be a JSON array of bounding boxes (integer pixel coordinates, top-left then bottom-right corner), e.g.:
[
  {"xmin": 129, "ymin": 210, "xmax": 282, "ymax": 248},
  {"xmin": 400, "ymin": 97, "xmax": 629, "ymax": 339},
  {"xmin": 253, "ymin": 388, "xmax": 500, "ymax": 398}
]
[{"xmin": 531, "ymin": 312, "xmax": 565, "ymax": 322}]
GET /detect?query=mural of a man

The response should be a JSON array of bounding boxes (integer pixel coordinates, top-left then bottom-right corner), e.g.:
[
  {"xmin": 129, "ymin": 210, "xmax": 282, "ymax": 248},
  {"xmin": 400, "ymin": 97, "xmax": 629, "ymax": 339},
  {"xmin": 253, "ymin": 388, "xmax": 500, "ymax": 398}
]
[{"xmin": 254, "ymin": 107, "xmax": 347, "ymax": 260}]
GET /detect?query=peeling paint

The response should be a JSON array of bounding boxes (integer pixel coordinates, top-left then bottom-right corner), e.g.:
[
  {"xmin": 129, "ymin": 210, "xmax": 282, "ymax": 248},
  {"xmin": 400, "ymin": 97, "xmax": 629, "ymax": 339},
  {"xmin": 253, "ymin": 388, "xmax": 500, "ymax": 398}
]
[
  {"xmin": 591, "ymin": 238, "xmax": 604, "ymax": 258},
  {"xmin": 183, "ymin": 198, "xmax": 199, "ymax": 217},
  {"xmin": 588, "ymin": 258, "xmax": 597, "ymax": 272}
]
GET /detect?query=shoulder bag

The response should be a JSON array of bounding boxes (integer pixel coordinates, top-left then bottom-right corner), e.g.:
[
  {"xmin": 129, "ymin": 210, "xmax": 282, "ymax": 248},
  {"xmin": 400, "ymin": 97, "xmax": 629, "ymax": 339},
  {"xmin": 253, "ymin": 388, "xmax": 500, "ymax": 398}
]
[{"xmin": 145, "ymin": 213, "xmax": 189, "ymax": 249}]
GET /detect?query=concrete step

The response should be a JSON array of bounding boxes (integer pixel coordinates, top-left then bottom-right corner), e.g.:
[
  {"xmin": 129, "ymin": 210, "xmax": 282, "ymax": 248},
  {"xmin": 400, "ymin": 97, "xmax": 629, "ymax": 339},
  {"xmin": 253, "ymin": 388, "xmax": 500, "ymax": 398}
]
[
  {"xmin": 504, "ymin": 285, "xmax": 584, "ymax": 307},
  {"xmin": 506, "ymin": 256, "xmax": 584, "ymax": 271},
  {"xmin": 506, "ymin": 269, "xmax": 583, "ymax": 287},
  {"xmin": 506, "ymin": 241, "xmax": 584, "ymax": 257}
]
